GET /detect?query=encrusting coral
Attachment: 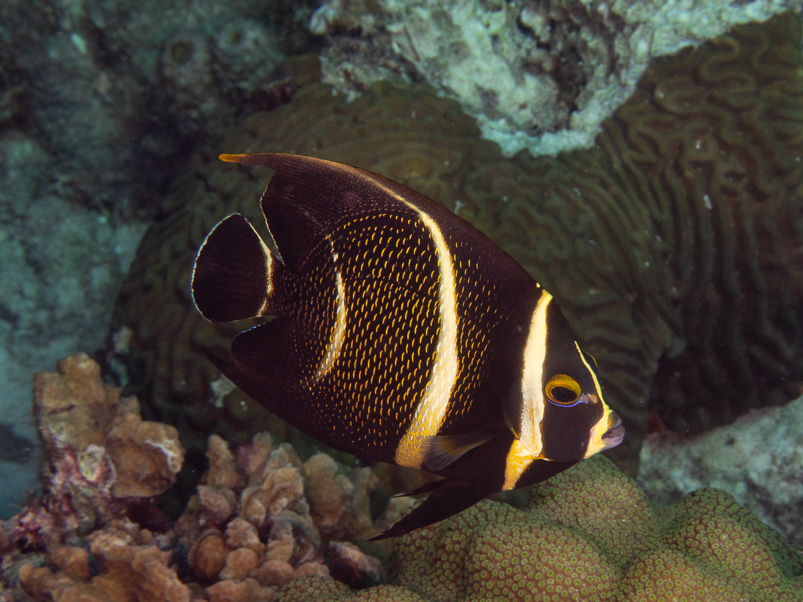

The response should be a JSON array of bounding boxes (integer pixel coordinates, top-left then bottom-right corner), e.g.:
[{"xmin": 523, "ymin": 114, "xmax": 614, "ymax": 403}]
[
  {"xmin": 0, "ymin": 354, "xmax": 403, "ymax": 601},
  {"xmin": 110, "ymin": 13, "xmax": 803, "ymax": 473},
  {"xmin": 280, "ymin": 455, "xmax": 803, "ymax": 602}
]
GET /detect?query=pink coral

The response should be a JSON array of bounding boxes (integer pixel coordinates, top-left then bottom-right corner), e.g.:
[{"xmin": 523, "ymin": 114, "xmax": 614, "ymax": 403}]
[
  {"xmin": 12, "ymin": 353, "xmax": 183, "ymax": 548},
  {"xmin": 176, "ymin": 431, "xmax": 390, "ymax": 595},
  {"xmin": 0, "ymin": 354, "xmax": 392, "ymax": 601}
]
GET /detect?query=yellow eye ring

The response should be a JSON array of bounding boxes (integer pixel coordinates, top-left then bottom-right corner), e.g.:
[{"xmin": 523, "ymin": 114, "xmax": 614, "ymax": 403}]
[{"xmin": 545, "ymin": 374, "xmax": 582, "ymax": 406}]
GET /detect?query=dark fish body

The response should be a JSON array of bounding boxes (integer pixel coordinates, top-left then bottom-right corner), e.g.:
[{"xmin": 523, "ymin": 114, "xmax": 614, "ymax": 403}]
[{"xmin": 192, "ymin": 153, "xmax": 624, "ymax": 538}]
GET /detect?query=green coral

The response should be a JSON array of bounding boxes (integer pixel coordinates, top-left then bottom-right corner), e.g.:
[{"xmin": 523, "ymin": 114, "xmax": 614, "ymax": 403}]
[{"xmin": 279, "ymin": 456, "xmax": 803, "ymax": 602}]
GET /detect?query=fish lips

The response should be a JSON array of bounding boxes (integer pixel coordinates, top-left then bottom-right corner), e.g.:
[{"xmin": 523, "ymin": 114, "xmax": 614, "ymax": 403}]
[{"xmin": 601, "ymin": 413, "xmax": 625, "ymax": 449}]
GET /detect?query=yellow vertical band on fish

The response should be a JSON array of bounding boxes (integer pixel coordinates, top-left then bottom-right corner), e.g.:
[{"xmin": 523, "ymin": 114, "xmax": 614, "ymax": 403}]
[
  {"xmin": 502, "ymin": 439, "xmax": 534, "ymax": 490},
  {"xmin": 578, "ymin": 342, "xmax": 618, "ymax": 458},
  {"xmin": 502, "ymin": 291, "xmax": 552, "ymax": 488},
  {"xmin": 310, "ymin": 267, "xmax": 347, "ymax": 384},
  {"xmin": 388, "ymin": 196, "xmax": 459, "ymax": 469},
  {"xmin": 519, "ymin": 291, "xmax": 551, "ymax": 453}
]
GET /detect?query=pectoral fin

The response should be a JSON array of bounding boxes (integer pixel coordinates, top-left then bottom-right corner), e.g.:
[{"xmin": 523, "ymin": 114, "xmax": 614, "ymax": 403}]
[{"xmin": 420, "ymin": 427, "xmax": 497, "ymax": 472}]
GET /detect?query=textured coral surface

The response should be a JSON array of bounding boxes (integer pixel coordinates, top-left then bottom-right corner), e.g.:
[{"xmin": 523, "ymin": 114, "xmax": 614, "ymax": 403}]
[
  {"xmin": 0, "ymin": 355, "xmax": 399, "ymax": 602},
  {"xmin": 311, "ymin": 0, "xmax": 803, "ymax": 157},
  {"xmin": 14, "ymin": 353, "xmax": 184, "ymax": 544},
  {"xmin": 280, "ymin": 456, "xmax": 803, "ymax": 602},
  {"xmin": 112, "ymin": 14, "xmax": 803, "ymax": 475}
]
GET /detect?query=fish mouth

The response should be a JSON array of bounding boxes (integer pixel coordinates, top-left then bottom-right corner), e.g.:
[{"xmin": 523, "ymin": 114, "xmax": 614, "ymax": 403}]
[{"xmin": 601, "ymin": 414, "xmax": 625, "ymax": 448}]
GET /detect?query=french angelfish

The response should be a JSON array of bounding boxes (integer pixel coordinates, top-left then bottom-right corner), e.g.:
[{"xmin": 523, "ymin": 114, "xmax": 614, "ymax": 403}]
[{"xmin": 191, "ymin": 153, "xmax": 625, "ymax": 539}]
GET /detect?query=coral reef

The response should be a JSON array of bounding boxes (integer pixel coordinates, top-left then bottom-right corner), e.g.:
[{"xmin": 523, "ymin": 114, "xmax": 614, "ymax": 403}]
[
  {"xmin": 0, "ymin": 0, "xmax": 300, "ymax": 517},
  {"xmin": 280, "ymin": 455, "xmax": 803, "ymax": 602},
  {"xmin": 310, "ymin": 0, "xmax": 803, "ymax": 157},
  {"xmin": 0, "ymin": 354, "xmax": 400, "ymax": 601},
  {"xmin": 2, "ymin": 355, "xmax": 803, "ymax": 601},
  {"xmin": 638, "ymin": 393, "xmax": 803, "ymax": 547},
  {"xmin": 111, "ymin": 13, "xmax": 803, "ymax": 484},
  {"xmin": 11, "ymin": 353, "xmax": 184, "ymax": 546}
]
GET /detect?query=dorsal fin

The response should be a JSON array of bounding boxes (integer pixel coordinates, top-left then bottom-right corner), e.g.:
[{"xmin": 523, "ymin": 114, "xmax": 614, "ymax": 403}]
[{"xmin": 220, "ymin": 153, "xmax": 460, "ymax": 273}]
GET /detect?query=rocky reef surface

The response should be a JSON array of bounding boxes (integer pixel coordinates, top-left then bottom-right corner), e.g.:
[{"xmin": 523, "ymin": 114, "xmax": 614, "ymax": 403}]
[
  {"xmin": 0, "ymin": 0, "xmax": 311, "ymax": 517},
  {"xmin": 310, "ymin": 0, "xmax": 803, "ymax": 156},
  {"xmin": 2, "ymin": 354, "xmax": 801, "ymax": 601},
  {"xmin": 638, "ymin": 394, "xmax": 803, "ymax": 547}
]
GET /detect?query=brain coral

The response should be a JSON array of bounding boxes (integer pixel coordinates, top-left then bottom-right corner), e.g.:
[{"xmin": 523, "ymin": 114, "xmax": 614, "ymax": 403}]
[
  {"xmin": 110, "ymin": 13, "xmax": 803, "ymax": 469},
  {"xmin": 277, "ymin": 455, "xmax": 803, "ymax": 602}
]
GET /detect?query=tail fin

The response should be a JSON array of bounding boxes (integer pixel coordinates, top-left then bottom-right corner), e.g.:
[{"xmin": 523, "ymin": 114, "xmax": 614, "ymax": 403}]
[{"xmin": 191, "ymin": 213, "xmax": 277, "ymax": 323}]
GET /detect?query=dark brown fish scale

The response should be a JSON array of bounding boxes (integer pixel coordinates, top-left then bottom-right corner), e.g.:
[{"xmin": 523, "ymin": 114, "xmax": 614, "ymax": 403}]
[{"xmin": 110, "ymin": 14, "xmax": 803, "ymax": 471}]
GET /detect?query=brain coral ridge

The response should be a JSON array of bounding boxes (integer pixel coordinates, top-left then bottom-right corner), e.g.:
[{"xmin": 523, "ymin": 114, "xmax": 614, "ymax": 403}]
[
  {"xmin": 111, "ymin": 13, "xmax": 803, "ymax": 471},
  {"xmin": 279, "ymin": 455, "xmax": 803, "ymax": 602}
]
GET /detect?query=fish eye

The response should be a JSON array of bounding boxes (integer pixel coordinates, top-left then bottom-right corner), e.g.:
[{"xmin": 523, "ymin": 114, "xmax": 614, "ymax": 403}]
[{"xmin": 545, "ymin": 374, "xmax": 582, "ymax": 406}]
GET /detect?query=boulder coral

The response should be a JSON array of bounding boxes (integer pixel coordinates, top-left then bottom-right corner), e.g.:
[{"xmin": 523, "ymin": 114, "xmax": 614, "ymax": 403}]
[{"xmin": 279, "ymin": 456, "xmax": 803, "ymax": 602}]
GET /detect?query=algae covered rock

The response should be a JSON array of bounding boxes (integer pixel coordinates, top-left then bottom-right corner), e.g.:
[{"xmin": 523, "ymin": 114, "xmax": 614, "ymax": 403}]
[{"xmin": 280, "ymin": 456, "xmax": 803, "ymax": 602}]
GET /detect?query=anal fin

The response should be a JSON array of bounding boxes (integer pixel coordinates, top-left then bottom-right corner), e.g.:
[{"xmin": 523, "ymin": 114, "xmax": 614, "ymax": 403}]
[
  {"xmin": 206, "ymin": 318, "xmax": 307, "ymax": 427},
  {"xmin": 370, "ymin": 479, "xmax": 492, "ymax": 540}
]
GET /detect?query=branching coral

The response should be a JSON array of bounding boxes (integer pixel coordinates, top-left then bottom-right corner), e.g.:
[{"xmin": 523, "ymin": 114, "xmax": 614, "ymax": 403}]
[
  {"xmin": 110, "ymin": 13, "xmax": 803, "ymax": 477},
  {"xmin": 279, "ymin": 456, "xmax": 803, "ymax": 602},
  {"xmin": 174, "ymin": 431, "xmax": 396, "ymax": 600},
  {"xmin": 0, "ymin": 354, "xmax": 400, "ymax": 601},
  {"xmin": 11, "ymin": 353, "xmax": 184, "ymax": 546}
]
